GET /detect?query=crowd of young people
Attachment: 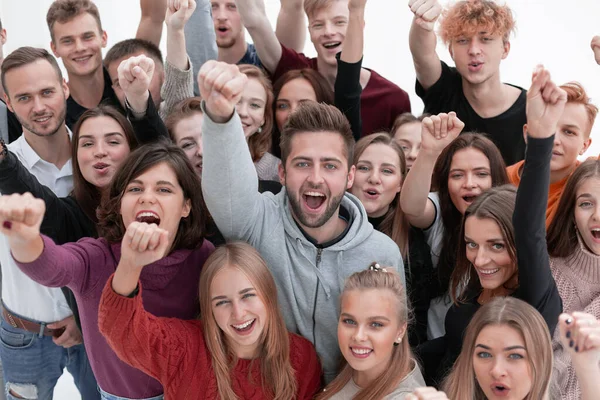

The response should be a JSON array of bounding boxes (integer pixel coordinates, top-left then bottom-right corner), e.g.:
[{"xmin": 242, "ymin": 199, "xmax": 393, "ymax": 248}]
[{"xmin": 0, "ymin": 0, "xmax": 598, "ymax": 399}]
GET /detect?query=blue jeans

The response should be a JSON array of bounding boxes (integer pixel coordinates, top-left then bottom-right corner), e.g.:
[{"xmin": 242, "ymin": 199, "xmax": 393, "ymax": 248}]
[
  {"xmin": 0, "ymin": 316, "xmax": 99, "ymax": 399},
  {"xmin": 98, "ymin": 387, "xmax": 163, "ymax": 400}
]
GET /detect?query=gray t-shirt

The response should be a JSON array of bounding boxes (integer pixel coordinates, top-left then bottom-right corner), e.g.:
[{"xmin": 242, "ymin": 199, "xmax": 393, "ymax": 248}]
[{"xmin": 328, "ymin": 361, "xmax": 425, "ymax": 399}]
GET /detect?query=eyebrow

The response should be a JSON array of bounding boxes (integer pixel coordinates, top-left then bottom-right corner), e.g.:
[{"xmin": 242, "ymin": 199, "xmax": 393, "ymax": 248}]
[
  {"xmin": 475, "ymin": 344, "xmax": 526, "ymax": 351},
  {"xmin": 177, "ymin": 136, "xmax": 200, "ymax": 143},
  {"xmin": 464, "ymin": 236, "xmax": 505, "ymax": 243},
  {"xmin": 292, "ymin": 156, "xmax": 343, "ymax": 164},
  {"xmin": 576, "ymin": 193, "xmax": 594, "ymax": 200},
  {"xmin": 211, "ymin": 287, "xmax": 255, "ymax": 301},
  {"xmin": 450, "ymin": 167, "xmax": 490, "ymax": 173},
  {"xmin": 14, "ymin": 87, "xmax": 55, "ymax": 98},
  {"xmin": 78, "ymin": 132, "xmax": 124, "ymax": 141},
  {"xmin": 128, "ymin": 179, "xmax": 176, "ymax": 187},
  {"xmin": 340, "ymin": 312, "xmax": 391, "ymax": 322},
  {"xmin": 358, "ymin": 160, "xmax": 398, "ymax": 169}
]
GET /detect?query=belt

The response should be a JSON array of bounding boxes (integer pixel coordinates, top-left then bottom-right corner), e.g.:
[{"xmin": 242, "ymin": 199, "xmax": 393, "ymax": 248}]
[{"xmin": 1, "ymin": 306, "xmax": 65, "ymax": 338}]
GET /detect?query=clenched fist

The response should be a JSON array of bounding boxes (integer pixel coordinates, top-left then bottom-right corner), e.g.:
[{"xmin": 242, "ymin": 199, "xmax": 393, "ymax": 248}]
[
  {"xmin": 197, "ymin": 60, "xmax": 248, "ymax": 123},
  {"xmin": 408, "ymin": 0, "xmax": 442, "ymax": 31},
  {"xmin": 0, "ymin": 193, "xmax": 45, "ymax": 247},
  {"xmin": 118, "ymin": 54, "xmax": 156, "ymax": 112}
]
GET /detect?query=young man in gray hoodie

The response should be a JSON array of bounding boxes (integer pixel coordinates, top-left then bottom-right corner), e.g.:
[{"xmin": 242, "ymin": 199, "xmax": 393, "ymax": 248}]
[{"xmin": 199, "ymin": 60, "xmax": 404, "ymax": 383}]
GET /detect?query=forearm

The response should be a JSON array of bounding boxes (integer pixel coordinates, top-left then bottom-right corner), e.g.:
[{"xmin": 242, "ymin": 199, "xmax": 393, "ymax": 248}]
[
  {"xmin": 136, "ymin": 0, "xmax": 168, "ymax": 46},
  {"xmin": 409, "ymin": 19, "xmax": 441, "ymax": 88},
  {"xmin": 237, "ymin": 4, "xmax": 282, "ymax": 73},
  {"xmin": 127, "ymin": 94, "xmax": 170, "ymax": 143},
  {"xmin": 275, "ymin": 0, "xmax": 306, "ymax": 52},
  {"xmin": 160, "ymin": 58, "xmax": 195, "ymax": 119},
  {"xmin": 112, "ymin": 261, "xmax": 142, "ymax": 297},
  {"xmin": 334, "ymin": 56, "xmax": 362, "ymax": 141},
  {"xmin": 342, "ymin": 4, "xmax": 365, "ymax": 63},
  {"xmin": 400, "ymin": 151, "xmax": 437, "ymax": 218},
  {"xmin": 10, "ymin": 236, "xmax": 44, "ymax": 264},
  {"xmin": 166, "ymin": 27, "xmax": 189, "ymax": 71},
  {"xmin": 573, "ymin": 360, "xmax": 600, "ymax": 400}
]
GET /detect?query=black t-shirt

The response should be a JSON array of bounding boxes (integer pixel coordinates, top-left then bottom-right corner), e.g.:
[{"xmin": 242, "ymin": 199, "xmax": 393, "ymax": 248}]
[
  {"xmin": 66, "ymin": 66, "xmax": 123, "ymax": 129},
  {"xmin": 416, "ymin": 61, "xmax": 527, "ymax": 166}
]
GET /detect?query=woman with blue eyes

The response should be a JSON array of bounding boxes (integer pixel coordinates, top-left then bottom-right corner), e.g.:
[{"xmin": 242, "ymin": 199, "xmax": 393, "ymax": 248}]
[
  {"xmin": 348, "ymin": 133, "xmax": 436, "ymax": 346},
  {"xmin": 418, "ymin": 67, "xmax": 563, "ymax": 386},
  {"xmin": 443, "ymin": 297, "xmax": 554, "ymax": 400},
  {"xmin": 400, "ymin": 112, "xmax": 508, "ymax": 342},
  {"xmin": 97, "ymin": 241, "xmax": 322, "ymax": 399},
  {"xmin": 316, "ymin": 263, "xmax": 425, "ymax": 399},
  {"xmin": 0, "ymin": 142, "xmax": 215, "ymax": 399},
  {"xmin": 547, "ymin": 158, "xmax": 600, "ymax": 399},
  {"xmin": 236, "ymin": 64, "xmax": 281, "ymax": 182}
]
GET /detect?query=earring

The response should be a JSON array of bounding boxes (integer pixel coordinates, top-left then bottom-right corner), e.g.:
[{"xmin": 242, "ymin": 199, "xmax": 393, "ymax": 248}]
[
  {"xmin": 393, "ymin": 338, "xmax": 401, "ymax": 347},
  {"xmin": 257, "ymin": 126, "xmax": 262, "ymax": 133}
]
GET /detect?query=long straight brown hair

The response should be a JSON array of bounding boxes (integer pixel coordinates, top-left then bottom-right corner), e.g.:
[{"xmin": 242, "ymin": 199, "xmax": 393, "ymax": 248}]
[
  {"xmin": 443, "ymin": 297, "xmax": 552, "ymax": 400},
  {"xmin": 198, "ymin": 242, "xmax": 297, "ymax": 400},
  {"xmin": 450, "ymin": 185, "xmax": 518, "ymax": 303},
  {"xmin": 547, "ymin": 158, "xmax": 600, "ymax": 258},
  {"xmin": 316, "ymin": 266, "xmax": 414, "ymax": 400},
  {"xmin": 352, "ymin": 133, "xmax": 409, "ymax": 258}
]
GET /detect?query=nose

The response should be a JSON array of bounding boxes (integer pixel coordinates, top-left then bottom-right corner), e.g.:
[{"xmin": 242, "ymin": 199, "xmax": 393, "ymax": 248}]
[
  {"xmin": 352, "ymin": 325, "xmax": 367, "ymax": 342},
  {"xmin": 593, "ymin": 205, "xmax": 600, "ymax": 221},
  {"xmin": 553, "ymin": 132, "xmax": 563, "ymax": 148},
  {"xmin": 307, "ymin": 166, "xmax": 325, "ymax": 185},
  {"xmin": 368, "ymin": 168, "xmax": 381, "ymax": 184},
  {"xmin": 490, "ymin": 357, "xmax": 508, "ymax": 379},
  {"xmin": 139, "ymin": 188, "xmax": 156, "ymax": 204},
  {"xmin": 463, "ymin": 173, "xmax": 477, "ymax": 188},
  {"xmin": 323, "ymin": 21, "xmax": 334, "ymax": 36},
  {"xmin": 196, "ymin": 140, "xmax": 203, "ymax": 158},
  {"xmin": 232, "ymin": 301, "xmax": 245, "ymax": 321},
  {"xmin": 236, "ymin": 102, "xmax": 248, "ymax": 117},
  {"xmin": 468, "ymin": 39, "xmax": 482, "ymax": 55},
  {"xmin": 473, "ymin": 246, "xmax": 490, "ymax": 268},
  {"xmin": 94, "ymin": 142, "xmax": 107, "ymax": 158},
  {"xmin": 407, "ymin": 147, "xmax": 418, "ymax": 161},
  {"xmin": 75, "ymin": 38, "xmax": 85, "ymax": 53}
]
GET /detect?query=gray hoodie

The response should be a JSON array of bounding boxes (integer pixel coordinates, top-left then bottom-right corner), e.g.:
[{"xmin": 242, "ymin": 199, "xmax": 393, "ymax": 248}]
[{"xmin": 202, "ymin": 107, "xmax": 404, "ymax": 383}]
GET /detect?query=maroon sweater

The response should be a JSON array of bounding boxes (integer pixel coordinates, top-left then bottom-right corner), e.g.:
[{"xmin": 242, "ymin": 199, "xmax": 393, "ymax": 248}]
[
  {"xmin": 14, "ymin": 235, "xmax": 214, "ymax": 398},
  {"xmin": 99, "ymin": 275, "xmax": 323, "ymax": 399},
  {"xmin": 272, "ymin": 43, "xmax": 411, "ymax": 136}
]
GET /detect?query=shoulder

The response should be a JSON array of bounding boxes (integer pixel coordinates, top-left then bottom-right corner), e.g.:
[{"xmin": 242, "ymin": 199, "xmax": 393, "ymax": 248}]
[
  {"xmin": 365, "ymin": 70, "xmax": 409, "ymax": 98},
  {"xmin": 288, "ymin": 332, "xmax": 319, "ymax": 366}
]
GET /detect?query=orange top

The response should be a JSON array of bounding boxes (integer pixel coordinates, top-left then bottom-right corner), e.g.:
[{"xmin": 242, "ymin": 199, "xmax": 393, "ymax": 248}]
[{"xmin": 506, "ymin": 160, "xmax": 580, "ymax": 229}]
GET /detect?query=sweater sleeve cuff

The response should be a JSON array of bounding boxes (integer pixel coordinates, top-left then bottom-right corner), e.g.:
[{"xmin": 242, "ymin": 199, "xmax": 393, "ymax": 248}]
[
  {"xmin": 0, "ymin": 150, "xmax": 18, "ymax": 177},
  {"xmin": 200, "ymin": 100, "xmax": 244, "ymax": 136},
  {"xmin": 100, "ymin": 274, "xmax": 144, "ymax": 316}
]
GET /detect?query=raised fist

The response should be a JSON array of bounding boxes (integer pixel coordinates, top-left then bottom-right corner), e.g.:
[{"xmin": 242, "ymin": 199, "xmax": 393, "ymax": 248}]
[
  {"xmin": 118, "ymin": 54, "xmax": 156, "ymax": 103},
  {"xmin": 420, "ymin": 111, "xmax": 465, "ymax": 155},
  {"xmin": 408, "ymin": 0, "xmax": 442, "ymax": 31},
  {"xmin": 0, "ymin": 193, "xmax": 45, "ymax": 246},
  {"xmin": 591, "ymin": 36, "xmax": 600, "ymax": 65},
  {"xmin": 166, "ymin": 0, "xmax": 197, "ymax": 31},
  {"xmin": 197, "ymin": 60, "xmax": 247, "ymax": 122},
  {"xmin": 119, "ymin": 221, "xmax": 170, "ymax": 271},
  {"xmin": 526, "ymin": 65, "xmax": 567, "ymax": 139}
]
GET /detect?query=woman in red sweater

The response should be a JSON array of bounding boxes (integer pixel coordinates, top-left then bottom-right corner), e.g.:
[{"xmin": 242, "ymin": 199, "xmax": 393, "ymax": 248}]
[{"xmin": 97, "ymin": 241, "xmax": 323, "ymax": 400}]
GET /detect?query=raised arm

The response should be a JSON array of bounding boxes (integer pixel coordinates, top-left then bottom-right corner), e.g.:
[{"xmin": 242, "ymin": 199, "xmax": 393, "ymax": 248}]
[
  {"xmin": 136, "ymin": 0, "xmax": 168, "ymax": 46},
  {"xmin": 592, "ymin": 36, "xmax": 600, "ymax": 65},
  {"xmin": 400, "ymin": 112, "xmax": 464, "ymax": 228},
  {"xmin": 199, "ymin": 61, "xmax": 274, "ymax": 241},
  {"xmin": 236, "ymin": 0, "xmax": 283, "ymax": 74},
  {"xmin": 119, "ymin": 55, "xmax": 170, "ymax": 143},
  {"xmin": 0, "ymin": 151, "xmax": 94, "ymax": 243},
  {"xmin": 557, "ymin": 312, "xmax": 600, "ymax": 400},
  {"xmin": 514, "ymin": 66, "xmax": 565, "ymax": 307},
  {"xmin": 275, "ymin": 0, "xmax": 307, "ymax": 52},
  {"xmin": 161, "ymin": 0, "xmax": 197, "ymax": 118},
  {"xmin": 408, "ymin": 0, "xmax": 443, "ymax": 90},
  {"xmin": 99, "ymin": 276, "xmax": 198, "ymax": 385},
  {"xmin": 334, "ymin": 0, "xmax": 365, "ymax": 140}
]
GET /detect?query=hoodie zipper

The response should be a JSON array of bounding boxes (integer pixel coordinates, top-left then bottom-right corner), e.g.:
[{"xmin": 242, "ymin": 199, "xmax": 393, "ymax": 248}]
[{"xmin": 312, "ymin": 248, "xmax": 323, "ymax": 344}]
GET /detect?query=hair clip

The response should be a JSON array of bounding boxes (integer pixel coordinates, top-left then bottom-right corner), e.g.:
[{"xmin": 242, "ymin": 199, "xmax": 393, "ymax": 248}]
[{"xmin": 368, "ymin": 262, "xmax": 387, "ymax": 273}]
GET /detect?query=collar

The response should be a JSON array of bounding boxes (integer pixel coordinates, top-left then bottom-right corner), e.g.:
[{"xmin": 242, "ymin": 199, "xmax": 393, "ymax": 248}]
[
  {"xmin": 294, "ymin": 205, "xmax": 353, "ymax": 248},
  {"xmin": 15, "ymin": 126, "xmax": 72, "ymax": 168}
]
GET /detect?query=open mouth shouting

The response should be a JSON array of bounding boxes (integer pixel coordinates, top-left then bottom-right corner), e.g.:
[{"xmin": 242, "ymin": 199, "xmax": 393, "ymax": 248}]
[
  {"xmin": 216, "ymin": 25, "xmax": 230, "ymax": 36},
  {"xmin": 591, "ymin": 228, "xmax": 600, "ymax": 241},
  {"xmin": 303, "ymin": 191, "xmax": 327, "ymax": 212},
  {"xmin": 322, "ymin": 41, "xmax": 342, "ymax": 52},
  {"xmin": 231, "ymin": 318, "xmax": 256, "ymax": 336},
  {"xmin": 135, "ymin": 210, "xmax": 161, "ymax": 226}
]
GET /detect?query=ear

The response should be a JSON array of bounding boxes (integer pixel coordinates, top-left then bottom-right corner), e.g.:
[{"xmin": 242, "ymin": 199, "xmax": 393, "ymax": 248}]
[
  {"xmin": 522, "ymin": 124, "xmax": 528, "ymax": 144},
  {"xmin": 50, "ymin": 40, "xmax": 58, "ymax": 57},
  {"xmin": 581, "ymin": 137, "xmax": 592, "ymax": 155},
  {"xmin": 394, "ymin": 322, "xmax": 408, "ymax": 345},
  {"xmin": 62, "ymin": 78, "xmax": 70, "ymax": 100},
  {"xmin": 4, "ymin": 93, "xmax": 13, "ymax": 113},
  {"xmin": 278, "ymin": 162, "xmax": 286, "ymax": 186},
  {"xmin": 101, "ymin": 30, "xmax": 108, "ymax": 48},
  {"xmin": 346, "ymin": 164, "xmax": 356, "ymax": 189},
  {"xmin": 0, "ymin": 29, "xmax": 7, "ymax": 46},
  {"xmin": 448, "ymin": 43, "xmax": 454, "ymax": 60},
  {"xmin": 181, "ymin": 198, "xmax": 192, "ymax": 219},
  {"xmin": 502, "ymin": 40, "xmax": 511, "ymax": 60}
]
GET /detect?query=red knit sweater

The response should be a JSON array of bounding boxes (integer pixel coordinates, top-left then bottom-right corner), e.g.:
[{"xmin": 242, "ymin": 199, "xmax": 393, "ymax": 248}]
[{"xmin": 98, "ymin": 275, "xmax": 323, "ymax": 399}]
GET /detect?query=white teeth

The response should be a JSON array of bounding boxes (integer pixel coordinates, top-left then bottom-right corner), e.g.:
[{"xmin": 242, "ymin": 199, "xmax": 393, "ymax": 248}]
[
  {"xmin": 35, "ymin": 117, "xmax": 51, "ymax": 122},
  {"xmin": 592, "ymin": 229, "xmax": 600, "ymax": 232},
  {"xmin": 478, "ymin": 268, "xmax": 499, "ymax": 275},
  {"xmin": 351, "ymin": 348, "xmax": 372, "ymax": 355},
  {"xmin": 305, "ymin": 192, "xmax": 325, "ymax": 197},
  {"xmin": 323, "ymin": 42, "xmax": 340, "ymax": 48},
  {"xmin": 74, "ymin": 56, "xmax": 90, "ymax": 62},
  {"xmin": 138, "ymin": 212, "xmax": 159, "ymax": 218},
  {"xmin": 233, "ymin": 319, "xmax": 254, "ymax": 329}
]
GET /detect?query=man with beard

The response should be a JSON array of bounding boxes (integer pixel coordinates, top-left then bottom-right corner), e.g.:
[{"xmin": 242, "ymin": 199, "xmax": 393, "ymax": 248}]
[
  {"xmin": 199, "ymin": 60, "xmax": 403, "ymax": 384},
  {"xmin": 0, "ymin": 47, "xmax": 99, "ymax": 400}
]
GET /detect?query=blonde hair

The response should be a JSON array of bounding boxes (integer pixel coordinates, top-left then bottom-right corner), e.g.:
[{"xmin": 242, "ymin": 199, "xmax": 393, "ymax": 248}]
[
  {"xmin": 199, "ymin": 242, "xmax": 297, "ymax": 400},
  {"xmin": 443, "ymin": 297, "xmax": 552, "ymax": 400},
  {"xmin": 317, "ymin": 264, "xmax": 413, "ymax": 400}
]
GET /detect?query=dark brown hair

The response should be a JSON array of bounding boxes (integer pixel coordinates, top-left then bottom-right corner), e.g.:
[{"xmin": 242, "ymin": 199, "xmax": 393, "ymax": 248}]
[
  {"xmin": 97, "ymin": 141, "xmax": 207, "ymax": 250},
  {"xmin": 391, "ymin": 113, "xmax": 430, "ymax": 135},
  {"xmin": 432, "ymin": 133, "xmax": 508, "ymax": 295},
  {"xmin": 353, "ymin": 133, "xmax": 409, "ymax": 257},
  {"xmin": 451, "ymin": 185, "xmax": 518, "ymax": 303},
  {"xmin": 164, "ymin": 97, "xmax": 203, "ymax": 142},
  {"xmin": 199, "ymin": 242, "xmax": 297, "ymax": 400},
  {"xmin": 72, "ymin": 105, "xmax": 138, "ymax": 222},
  {"xmin": 280, "ymin": 101, "xmax": 354, "ymax": 170},
  {"xmin": 548, "ymin": 158, "xmax": 600, "ymax": 257},
  {"xmin": 47, "ymin": 0, "xmax": 103, "ymax": 42},
  {"xmin": 238, "ymin": 64, "xmax": 274, "ymax": 162},
  {"xmin": 104, "ymin": 38, "xmax": 164, "ymax": 70},
  {"xmin": 273, "ymin": 69, "xmax": 334, "ymax": 109},
  {"xmin": 1, "ymin": 47, "xmax": 63, "ymax": 96}
]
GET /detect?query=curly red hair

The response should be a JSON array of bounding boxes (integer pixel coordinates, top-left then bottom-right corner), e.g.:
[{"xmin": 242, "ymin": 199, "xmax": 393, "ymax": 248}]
[{"xmin": 439, "ymin": 0, "xmax": 515, "ymax": 46}]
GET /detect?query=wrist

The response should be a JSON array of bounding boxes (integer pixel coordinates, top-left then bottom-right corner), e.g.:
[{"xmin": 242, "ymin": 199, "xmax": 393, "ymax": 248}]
[
  {"xmin": 125, "ymin": 93, "xmax": 149, "ymax": 117},
  {"xmin": 203, "ymin": 102, "xmax": 234, "ymax": 124}
]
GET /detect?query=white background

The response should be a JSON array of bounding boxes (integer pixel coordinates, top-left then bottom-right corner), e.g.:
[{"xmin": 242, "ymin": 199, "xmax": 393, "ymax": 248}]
[{"xmin": 0, "ymin": 0, "xmax": 599, "ymax": 397}]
